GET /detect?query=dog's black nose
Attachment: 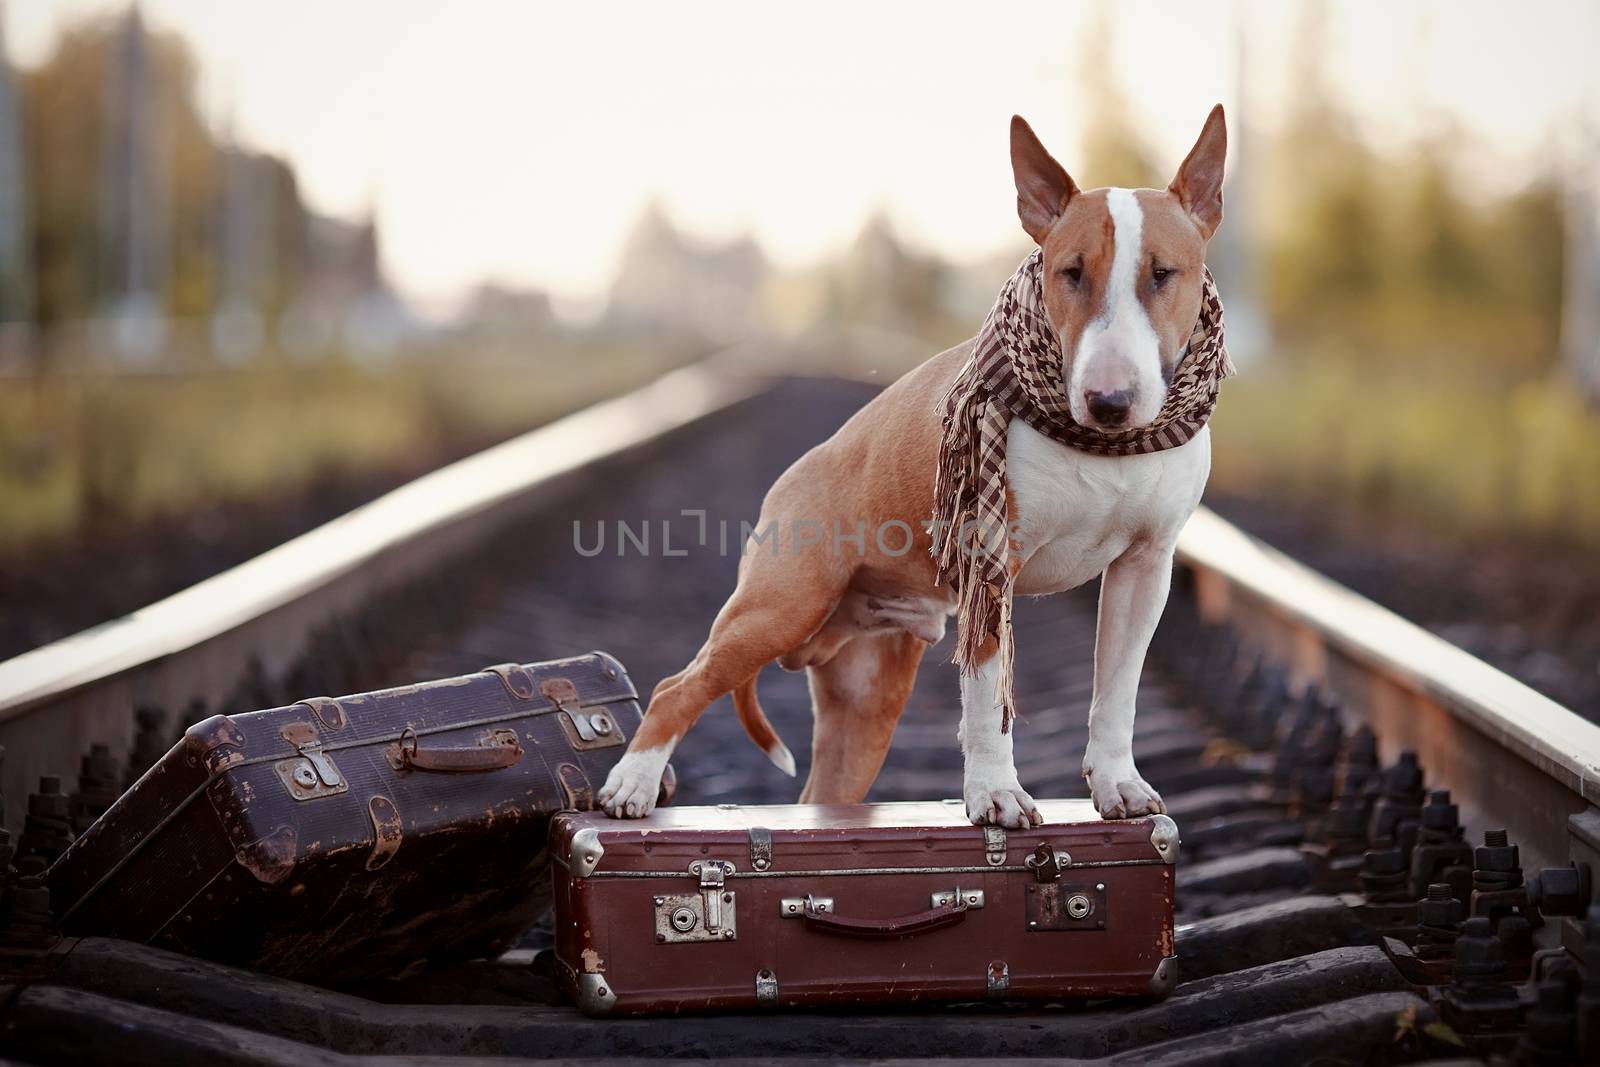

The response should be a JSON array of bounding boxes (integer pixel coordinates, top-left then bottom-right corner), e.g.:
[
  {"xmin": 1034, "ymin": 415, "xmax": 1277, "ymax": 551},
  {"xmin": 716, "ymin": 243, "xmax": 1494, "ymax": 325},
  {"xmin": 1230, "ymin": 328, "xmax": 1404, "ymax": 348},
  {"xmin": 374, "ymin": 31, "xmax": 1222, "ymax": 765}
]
[{"xmin": 1085, "ymin": 389, "xmax": 1134, "ymax": 427}]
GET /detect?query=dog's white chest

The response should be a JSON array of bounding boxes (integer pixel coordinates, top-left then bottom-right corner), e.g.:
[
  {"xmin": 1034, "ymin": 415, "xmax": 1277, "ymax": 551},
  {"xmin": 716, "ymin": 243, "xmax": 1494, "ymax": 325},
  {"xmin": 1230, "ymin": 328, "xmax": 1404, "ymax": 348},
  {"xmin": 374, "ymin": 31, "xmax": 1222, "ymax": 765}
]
[{"xmin": 1007, "ymin": 420, "xmax": 1211, "ymax": 596}]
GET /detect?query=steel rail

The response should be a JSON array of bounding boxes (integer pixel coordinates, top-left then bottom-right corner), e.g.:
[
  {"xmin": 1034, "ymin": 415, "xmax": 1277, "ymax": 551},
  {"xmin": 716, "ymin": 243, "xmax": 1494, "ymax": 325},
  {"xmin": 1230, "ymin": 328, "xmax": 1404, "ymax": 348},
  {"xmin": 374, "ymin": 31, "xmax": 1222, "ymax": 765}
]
[{"xmin": 1176, "ymin": 506, "xmax": 1600, "ymax": 876}]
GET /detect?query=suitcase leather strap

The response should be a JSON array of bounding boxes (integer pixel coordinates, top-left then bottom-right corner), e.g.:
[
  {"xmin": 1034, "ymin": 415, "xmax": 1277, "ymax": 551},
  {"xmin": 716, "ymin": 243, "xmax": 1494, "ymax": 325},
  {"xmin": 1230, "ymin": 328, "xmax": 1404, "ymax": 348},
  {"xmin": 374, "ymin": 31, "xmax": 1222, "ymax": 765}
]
[{"xmin": 797, "ymin": 895, "xmax": 971, "ymax": 939}]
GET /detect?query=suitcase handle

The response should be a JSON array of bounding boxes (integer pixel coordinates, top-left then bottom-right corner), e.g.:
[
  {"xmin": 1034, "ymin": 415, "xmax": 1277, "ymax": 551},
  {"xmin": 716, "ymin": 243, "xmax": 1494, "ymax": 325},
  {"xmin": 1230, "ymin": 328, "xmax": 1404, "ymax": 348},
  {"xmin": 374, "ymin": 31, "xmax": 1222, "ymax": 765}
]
[
  {"xmin": 390, "ymin": 727, "xmax": 524, "ymax": 773},
  {"xmin": 798, "ymin": 894, "xmax": 970, "ymax": 939}
]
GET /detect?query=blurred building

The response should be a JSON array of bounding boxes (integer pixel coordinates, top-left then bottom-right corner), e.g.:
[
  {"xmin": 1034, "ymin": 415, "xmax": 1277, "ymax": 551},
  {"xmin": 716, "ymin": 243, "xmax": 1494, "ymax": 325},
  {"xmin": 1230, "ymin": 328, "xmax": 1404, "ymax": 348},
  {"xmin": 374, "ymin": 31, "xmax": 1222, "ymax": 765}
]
[
  {"xmin": 0, "ymin": 4, "xmax": 30, "ymax": 362},
  {"xmin": 5, "ymin": 5, "xmax": 411, "ymax": 369},
  {"xmin": 1564, "ymin": 119, "xmax": 1600, "ymax": 403},
  {"xmin": 942, "ymin": 245, "xmax": 1030, "ymax": 331},
  {"xmin": 438, "ymin": 281, "xmax": 558, "ymax": 361},
  {"xmin": 279, "ymin": 210, "xmax": 407, "ymax": 361},
  {"xmin": 825, "ymin": 212, "xmax": 953, "ymax": 339},
  {"xmin": 210, "ymin": 138, "xmax": 270, "ymax": 362},
  {"xmin": 762, "ymin": 212, "xmax": 1019, "ymax": 359},
  {"xmin": 98, "ymin": 4, "xmax": 169, "ymax": 363},
  {"xmin": 607, "ymin": 203, "xmax": 768, "ymax": 344},
  {"xmin": 463, "ymin": 282, "xmax": 554, "ymax": 331}
]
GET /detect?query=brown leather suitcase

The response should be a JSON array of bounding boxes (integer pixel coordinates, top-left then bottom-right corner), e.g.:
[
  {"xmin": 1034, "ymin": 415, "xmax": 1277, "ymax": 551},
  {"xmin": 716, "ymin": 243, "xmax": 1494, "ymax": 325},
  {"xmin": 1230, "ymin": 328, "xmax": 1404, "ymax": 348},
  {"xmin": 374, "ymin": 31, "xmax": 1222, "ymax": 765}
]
[
  {"xmin": 549, "ymin": 799, "xmax": 1178, "ymax": 1014},
  {"xmin": 48, "ymin": 653, "xmax": 670, "ymax": 984}
]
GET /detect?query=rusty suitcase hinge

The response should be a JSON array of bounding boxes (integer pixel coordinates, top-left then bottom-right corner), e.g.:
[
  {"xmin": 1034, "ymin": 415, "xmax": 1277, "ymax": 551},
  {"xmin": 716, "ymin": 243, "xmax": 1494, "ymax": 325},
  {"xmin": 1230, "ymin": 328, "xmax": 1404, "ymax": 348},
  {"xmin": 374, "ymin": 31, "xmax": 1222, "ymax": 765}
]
[
  {"xmin": 748, "ymin": 826, "xmax": 773, "ymax": 871},
  {"xmin": 542, "ymin": 677, "xmax": 627, "ymax": 751},
  {"xmin": 983, "ymin": 825, "xmax": 1007, "ymax": 866},
  {"xmin": 273, "ymin": 722, "xmax": 348, "ymax": 801},
  {"xmin": 654, "ymin": 860, "xmax": 737, "ymax": 944},
  {"xmin": 485, "ymin": 662, "xmax": 537, "ymax": 700},
  {"xmin": 293, "ymin": 696, "xmax": 347, "ymax": 730}
]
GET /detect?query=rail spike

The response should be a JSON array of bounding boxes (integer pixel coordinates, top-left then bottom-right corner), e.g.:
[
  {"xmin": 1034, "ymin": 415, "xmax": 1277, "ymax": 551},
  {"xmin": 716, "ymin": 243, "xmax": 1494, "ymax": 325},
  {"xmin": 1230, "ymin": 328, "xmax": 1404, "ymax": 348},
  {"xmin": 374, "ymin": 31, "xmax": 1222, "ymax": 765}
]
[
  {"xmin": 71, "ymin": 742, "xmax": 123, "ymax": 835},
  {"xmin": 1579, "ymin": 904, "xmax": 1600, "ymax": 1061},
  {"xmin": 1440, "ymin": 916, "xmax": 1521, "ymax": 1039},
  {"xmin": 1409, "ymin": 790, "xmax": 1473, "ymax": 902},
  {"xmin": 1412, "ymin": 882, "xmax": 1463, "ymax": 984},
  {"xmin": 1516, "ymin": 977, "xmax": 1579, "ymax": 1063},
  {"xmin": 125, "ymin": 705, "xmax": 170, "ymax": 789},
  {"xmin": 1472, "ymin": 828, "xmax": 1537, "ymax": 982},
  {"xmin": 15, "ymin": 776, "xmax": 74, "ymax": 876}
]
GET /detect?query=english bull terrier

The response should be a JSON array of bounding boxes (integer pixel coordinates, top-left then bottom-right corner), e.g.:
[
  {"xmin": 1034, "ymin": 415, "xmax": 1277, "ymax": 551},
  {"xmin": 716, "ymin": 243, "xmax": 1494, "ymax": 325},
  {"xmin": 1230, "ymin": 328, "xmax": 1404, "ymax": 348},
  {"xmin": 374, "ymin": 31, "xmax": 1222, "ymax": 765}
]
[{"xmin": 600, "ymin": 106, "xmax": 1228, "ymax": 827}]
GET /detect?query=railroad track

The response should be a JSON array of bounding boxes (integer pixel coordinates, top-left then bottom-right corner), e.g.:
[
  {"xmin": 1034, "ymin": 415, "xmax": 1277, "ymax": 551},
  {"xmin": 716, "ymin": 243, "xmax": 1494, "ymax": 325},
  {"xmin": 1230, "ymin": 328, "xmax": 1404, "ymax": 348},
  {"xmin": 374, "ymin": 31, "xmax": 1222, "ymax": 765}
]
[{"xmin": 2, "ymin": 363, "xmax": 1598, "ymax": 1064}]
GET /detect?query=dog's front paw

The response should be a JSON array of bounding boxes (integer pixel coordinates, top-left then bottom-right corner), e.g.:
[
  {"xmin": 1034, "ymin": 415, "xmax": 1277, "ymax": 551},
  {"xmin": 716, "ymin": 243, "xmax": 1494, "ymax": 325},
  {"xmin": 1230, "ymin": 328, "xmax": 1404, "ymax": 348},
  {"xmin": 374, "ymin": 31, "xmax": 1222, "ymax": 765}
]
[
  {"xmin": 964, "ymin": 778, "xmax": 1043, "ymax": 829},
  {"xmin": 598, "ymin": 752, "xmax": 665, "ymax": 819},
  {"xmin": 1083, "ymin": 757, "xmax": 1165, "ymax": 820}
]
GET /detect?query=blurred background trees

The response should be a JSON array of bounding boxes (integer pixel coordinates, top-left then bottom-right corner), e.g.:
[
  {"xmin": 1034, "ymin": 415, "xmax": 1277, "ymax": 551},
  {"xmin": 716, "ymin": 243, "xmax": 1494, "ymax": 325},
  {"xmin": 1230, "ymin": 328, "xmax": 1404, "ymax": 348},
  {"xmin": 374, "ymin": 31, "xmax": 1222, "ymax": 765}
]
[
  {"xmin": 8, "ymin": 7, "xmax": 391, "ymax": 363},
  {"xmin": 0, "ymin": 1, "xmax": 1597, "ymax": 559}
]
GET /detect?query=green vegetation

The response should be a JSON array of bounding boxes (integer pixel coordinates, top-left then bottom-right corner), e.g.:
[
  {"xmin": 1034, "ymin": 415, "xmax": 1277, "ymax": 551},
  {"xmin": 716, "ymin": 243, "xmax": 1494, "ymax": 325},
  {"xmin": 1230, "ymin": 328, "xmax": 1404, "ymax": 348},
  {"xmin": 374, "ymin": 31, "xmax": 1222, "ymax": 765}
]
[
  {"xmin": 1203, "ymin": 118, "xmax": 1589, "ymax": 548},
  {"xmin": 1211, "ymin": 355, "xmax": 1600, "ymax": 550},
  {"xmin": 0, "ymin": 340, "xmax": 688, "ymax": 557}
]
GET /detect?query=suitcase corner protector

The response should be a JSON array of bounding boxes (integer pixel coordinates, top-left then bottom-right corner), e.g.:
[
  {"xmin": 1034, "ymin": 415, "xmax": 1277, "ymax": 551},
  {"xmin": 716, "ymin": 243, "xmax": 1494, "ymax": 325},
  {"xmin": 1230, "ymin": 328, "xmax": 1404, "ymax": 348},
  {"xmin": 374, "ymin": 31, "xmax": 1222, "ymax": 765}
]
[
  {"xmin": 1149, "ymin": 954, "xmax": 1179, "ymax": 998},
  {"xmin": 567, "ymin": 826, "xmax": 604, "ymax": 878},
  {"xmin": 180, "ymin": 714, "xmax": 246, "ymax": 772},
  {"xmin": 1148, "ymin": 814, "xmax": 1180, "ymax": 864},
  {"xmin": 575, "ymin": 970, "xmax": 617, "ymax": 1015},
  {"xmin": 589, "ymin": 649, "xmax": 630, "ymax": 684}
]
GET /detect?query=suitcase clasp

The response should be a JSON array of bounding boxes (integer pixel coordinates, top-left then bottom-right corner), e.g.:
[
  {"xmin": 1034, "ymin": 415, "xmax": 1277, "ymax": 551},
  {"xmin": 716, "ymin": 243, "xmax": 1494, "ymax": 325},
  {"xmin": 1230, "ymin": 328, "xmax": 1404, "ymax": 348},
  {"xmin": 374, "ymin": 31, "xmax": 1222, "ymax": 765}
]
[
  {"xmin": 1025, "ymin": 842, "xmax": 1071, "ymax": 882},
  {"xmin": 654, "ymin": 860, "xmax": 738, "ymax": 944},
  {"xmin": 274, "ymin": 723, "xmax": 349, "ymax": 802},
  {"xmin": 543, "ymin": 677, "xmax": 627, "ymax": 751},
  {"xmin": 298, "ymin": 741, "xmax": 344, "ymax": 789},
  {"xmin": 694, "ymin": 859, "xmax": 734, "ymax": 934}
]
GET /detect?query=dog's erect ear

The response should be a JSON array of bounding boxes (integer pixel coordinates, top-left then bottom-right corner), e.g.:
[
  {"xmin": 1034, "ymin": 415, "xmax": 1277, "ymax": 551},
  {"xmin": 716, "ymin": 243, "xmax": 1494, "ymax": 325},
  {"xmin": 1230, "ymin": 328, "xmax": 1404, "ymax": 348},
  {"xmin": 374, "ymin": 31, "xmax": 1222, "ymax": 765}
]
[
  {"xmin": 1010, "ymin": 115, "xmax": 1079, "ymax": 245},
  {"xmin": 1169, "ymin": 104, "xmax": 1227, "ymax": 240}
]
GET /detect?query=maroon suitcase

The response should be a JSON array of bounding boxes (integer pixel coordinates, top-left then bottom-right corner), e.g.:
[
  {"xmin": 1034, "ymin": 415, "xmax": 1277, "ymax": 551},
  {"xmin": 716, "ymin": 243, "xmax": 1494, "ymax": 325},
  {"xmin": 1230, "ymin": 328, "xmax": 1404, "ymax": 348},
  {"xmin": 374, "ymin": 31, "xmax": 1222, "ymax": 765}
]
[
  {"xmin": 549, "ymin": 799, "xmax": 1178, "ymax": 1014},
  {"xmin": 48, "ymin": 652, "xmax": 671, "ymax": 984}
]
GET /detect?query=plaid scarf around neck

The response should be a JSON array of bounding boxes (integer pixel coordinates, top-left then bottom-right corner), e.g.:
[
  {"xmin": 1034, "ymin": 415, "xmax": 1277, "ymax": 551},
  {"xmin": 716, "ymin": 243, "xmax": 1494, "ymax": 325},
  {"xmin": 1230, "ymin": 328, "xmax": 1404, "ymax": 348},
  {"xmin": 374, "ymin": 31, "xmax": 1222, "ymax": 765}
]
[{"xmin": 931, "ymin": 248, "xmax": 1233, "ymax": 730}]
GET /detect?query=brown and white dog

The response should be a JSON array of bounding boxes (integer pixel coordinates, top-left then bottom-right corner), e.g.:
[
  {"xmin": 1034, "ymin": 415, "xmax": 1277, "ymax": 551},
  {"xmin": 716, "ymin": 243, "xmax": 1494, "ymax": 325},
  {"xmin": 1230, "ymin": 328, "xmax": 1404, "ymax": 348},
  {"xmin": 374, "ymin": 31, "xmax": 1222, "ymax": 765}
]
[{"xmin": 599, "ymin": 106, "xmax": 1227, "ymax": 827}]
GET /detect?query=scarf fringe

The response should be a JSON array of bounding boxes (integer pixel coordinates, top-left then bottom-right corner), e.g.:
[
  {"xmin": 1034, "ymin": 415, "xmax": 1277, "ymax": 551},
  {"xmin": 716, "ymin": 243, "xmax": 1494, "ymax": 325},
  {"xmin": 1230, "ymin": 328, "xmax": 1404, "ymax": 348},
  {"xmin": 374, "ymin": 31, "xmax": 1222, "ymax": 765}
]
[
  {"xmin": 994, "ymin": 594, "xmax": 1016, "ymax": 731},
  {"xmin": 938, "ymin": 467, "xmax": 1020, "ymax": 732},
  {"xmin": 947, "ymin": 543, "xmax": 1017, "ymax": 732}
]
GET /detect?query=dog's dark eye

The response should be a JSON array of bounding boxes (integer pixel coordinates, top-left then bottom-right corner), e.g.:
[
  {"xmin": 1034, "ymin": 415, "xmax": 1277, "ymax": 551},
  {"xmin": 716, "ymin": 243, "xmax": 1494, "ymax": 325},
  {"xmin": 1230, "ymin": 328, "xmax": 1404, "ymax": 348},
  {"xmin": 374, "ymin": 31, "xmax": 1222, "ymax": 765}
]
[
  {"xmin": 1152, "ymin": 267, "xmax": 1171, "ymax": 288},
  {"xmin": 1059, "ymin": 265, "xmax": 1082, "ymax": 287}
]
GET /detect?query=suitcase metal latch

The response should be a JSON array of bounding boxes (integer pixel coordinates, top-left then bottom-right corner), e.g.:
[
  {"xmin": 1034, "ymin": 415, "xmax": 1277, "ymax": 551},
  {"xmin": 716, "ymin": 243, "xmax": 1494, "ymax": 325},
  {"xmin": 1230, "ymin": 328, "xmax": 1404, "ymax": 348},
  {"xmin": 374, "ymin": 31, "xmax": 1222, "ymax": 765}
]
[
  {"xmin": 274, "ymin": 723, "xmax": 349, "ymax": 802},
  {"xmin": 543, "ymin": 677, "xmax": 627, "ymax": 751},
  {"xmin": 653, "ymin": 860, "xmax": 737, "ymax": 944},
  {"xmin": 1025, "ymin": 842, "xmax": 1071, "ymax": 881}
]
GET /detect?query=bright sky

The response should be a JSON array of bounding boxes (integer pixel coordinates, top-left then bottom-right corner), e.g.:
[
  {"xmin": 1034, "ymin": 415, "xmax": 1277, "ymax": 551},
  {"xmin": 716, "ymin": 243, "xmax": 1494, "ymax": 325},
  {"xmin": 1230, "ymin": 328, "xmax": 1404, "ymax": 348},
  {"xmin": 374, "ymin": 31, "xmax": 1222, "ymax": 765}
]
[{"xmin": 6, "ymin": 1, "xmax": 1599, "ymax": 314}]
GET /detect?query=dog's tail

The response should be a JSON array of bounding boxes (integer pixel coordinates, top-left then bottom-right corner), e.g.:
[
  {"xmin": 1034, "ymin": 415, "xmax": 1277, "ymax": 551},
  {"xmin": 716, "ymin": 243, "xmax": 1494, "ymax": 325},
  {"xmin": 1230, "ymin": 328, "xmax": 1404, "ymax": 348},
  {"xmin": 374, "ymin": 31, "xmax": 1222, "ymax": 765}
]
[{"xmin": 733, "ymin": 673, "xmax": 796, "ymax": 777}]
